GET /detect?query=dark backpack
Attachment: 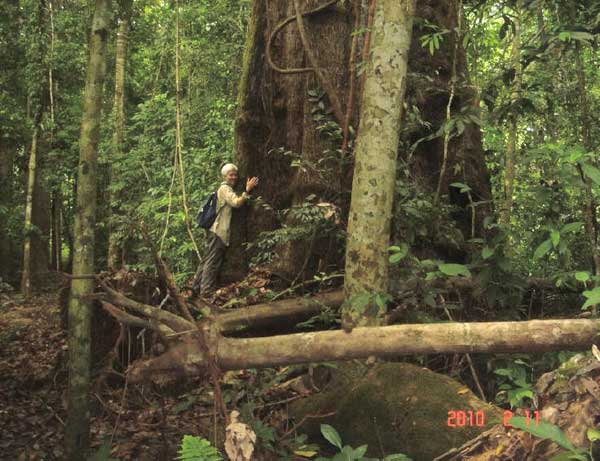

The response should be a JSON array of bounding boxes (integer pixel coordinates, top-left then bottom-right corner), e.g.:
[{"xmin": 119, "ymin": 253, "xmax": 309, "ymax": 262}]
[{"xmin": 196, "ymin": 192, "xmax": 218, "ymax": 229}]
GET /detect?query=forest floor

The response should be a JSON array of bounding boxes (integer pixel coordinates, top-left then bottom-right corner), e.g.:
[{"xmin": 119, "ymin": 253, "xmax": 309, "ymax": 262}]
[
  {"xmin": 0, "ymin": 275, "xmax": 308, "ymax": 461},
  {"xmin": 0, "ymin": 289, "xmax": 225, "ymax": 460}
]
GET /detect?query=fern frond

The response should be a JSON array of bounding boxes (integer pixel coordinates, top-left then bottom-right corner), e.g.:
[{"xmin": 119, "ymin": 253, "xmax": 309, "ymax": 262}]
[{"xmin": 176, "ymin": 435, "xmax": 223, "ymax": 461}]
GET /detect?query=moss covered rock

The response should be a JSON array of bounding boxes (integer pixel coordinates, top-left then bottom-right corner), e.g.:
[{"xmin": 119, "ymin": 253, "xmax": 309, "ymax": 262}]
[{"xmin": 290, "ymin": 361, "xmax": 501, "ymax": 460}]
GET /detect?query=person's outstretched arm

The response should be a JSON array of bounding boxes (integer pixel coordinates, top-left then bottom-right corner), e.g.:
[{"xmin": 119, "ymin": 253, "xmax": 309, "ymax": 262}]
[{"xmin": 221, "ymin": 177, "xmax": 259, "ymax": 208}]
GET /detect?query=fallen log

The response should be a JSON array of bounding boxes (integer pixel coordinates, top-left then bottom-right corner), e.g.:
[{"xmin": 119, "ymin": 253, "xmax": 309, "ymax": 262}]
[
  {"xmin": 127, "ymin": 318, "xmax": 600, "ymax": 382},
  {"xmin": 214, "ymin": 290, "xmax": 344, "ymax": 334}
]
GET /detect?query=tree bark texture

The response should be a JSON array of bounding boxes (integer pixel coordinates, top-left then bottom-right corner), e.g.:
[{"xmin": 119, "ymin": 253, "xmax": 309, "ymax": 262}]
[
  {"xmin": 127, "ymin": 316, "xmax": 600, "ymax": 383},
  {"xmin": 226, "ymin": 0, "xmax": 353, "ymax": 281},
  {"xmin": 65, "ymin": 0, "xmax": 111, "ymax": 458},
  {"xmin": 573, "ymin": 42, "xmax": 600, "ymax": 276},
  {"xmin": 31, "ymin": 166, "xmax": 51, "ymax": 282},
  {"xmin": 229, "ymin": 0, "xmax": 492, "ymax": 281},
  {"xmin": 21, "ymin": 126, "xmax": 40, "ymax": 297},
  {"xmin": 499, "ymin": 0, "xmax": 522, "ymax": 228},
  {"xmin": 20, "ymin": 0, "xmax": 48, "ymax": 296},
  {"xmin": 405, "ymin": 0, "xmax": 491, "ymax": 248},
  {"xmin": 343, "ymin": 0, "xmax": 415, "ymax": 327},
  {"xmin": 51, "ymin": 189, "xmax": 62, "ymax": 271},
  {"xmin": 107, "ymin": 0, "xmax": 131, "ymax": 271},
  {"xmin": 0, "ymin": 0, "xmax": 21, "ymax": 283},
  {"xmin": 0, "ymin": 135, "xmax": 14, "ymax": 281}
]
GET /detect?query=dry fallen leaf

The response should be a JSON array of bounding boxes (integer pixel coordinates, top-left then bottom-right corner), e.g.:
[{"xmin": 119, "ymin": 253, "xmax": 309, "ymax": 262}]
[
  {"xmin": 592, "ymin": 344, "xmax": 600, "ymax": 362},
  {"xmin": 225, "ymin": 410, "xmax": 256, "ymax": 461}
]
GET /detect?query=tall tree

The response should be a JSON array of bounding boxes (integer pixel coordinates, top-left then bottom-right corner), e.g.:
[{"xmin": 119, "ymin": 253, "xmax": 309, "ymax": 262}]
[
  {"xmin": 107, "ymin": 0, "xmax": 132, "ymax": 270},
  {"xmin": 342, "ymin": 0, "xmax": 416, "ymax": 328},
  {"xmin": 20, "ymin": 0, "xmax": 46, "ymax": 297},
  {"xmin": 65, "ymin": 0, "xmax": 111, "ymax": 458},
  {"xmin": 230, "ymin": 0, "xmax": 492, "ymax": 283},
  {"xmin": 573, "ymin": 36, "xmax": 600, "ymax": 277},
  {"xmin": 499, "ymin": 0, "xmax": 523, "ymax": 228}
]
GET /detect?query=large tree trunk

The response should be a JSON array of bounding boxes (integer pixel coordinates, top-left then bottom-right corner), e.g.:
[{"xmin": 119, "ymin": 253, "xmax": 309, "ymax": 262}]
[
  {"xmin": 229, "ymin": 0, "xmax": 492, "ymax": 282},
  {"xmin": 343, "ymin": 0, "xmax": 415, "ymax": 328},
  {"xmin": 65, "ymin": 0, "xmax": 111, "ymax": 458},
  {"xmin": 226, "ymin": 0, "xmax": 353, "ymax": 281},
  {"xmin": 404, "ymin": 0, "xmax": 491, "ymax": 251}
]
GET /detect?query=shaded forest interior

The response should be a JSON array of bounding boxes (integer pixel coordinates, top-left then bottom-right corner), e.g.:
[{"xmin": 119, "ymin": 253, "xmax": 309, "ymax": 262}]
[{"xmin": 2, "ymin": 0, "xmax": 600, "ymax": 460}]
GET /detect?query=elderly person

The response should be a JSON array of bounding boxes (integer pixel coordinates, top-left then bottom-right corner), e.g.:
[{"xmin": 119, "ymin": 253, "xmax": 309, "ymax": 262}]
[{"xmin": 192, "ymin": 163, "xmax": 258, "ymax": 298}]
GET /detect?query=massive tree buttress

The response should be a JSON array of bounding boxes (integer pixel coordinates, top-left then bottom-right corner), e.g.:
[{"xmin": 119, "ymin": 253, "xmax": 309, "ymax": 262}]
[{"xmin": 227, "ymin": 0, "xmax": 492, "ymax": 282}]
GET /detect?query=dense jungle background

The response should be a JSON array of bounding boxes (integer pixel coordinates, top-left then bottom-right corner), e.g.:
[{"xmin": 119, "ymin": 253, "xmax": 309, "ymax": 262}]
[{"xmin": 2, "ymin": 0, "xmax": 600, "ymax": 460}]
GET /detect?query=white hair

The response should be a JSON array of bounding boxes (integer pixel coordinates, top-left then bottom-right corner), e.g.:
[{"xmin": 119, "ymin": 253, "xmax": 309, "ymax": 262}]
[{"xmin": 221, "ymin": 163, "xmax": 238, "ymax": 177}]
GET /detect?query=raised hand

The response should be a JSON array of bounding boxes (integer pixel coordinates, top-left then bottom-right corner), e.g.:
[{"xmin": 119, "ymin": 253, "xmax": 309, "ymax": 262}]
[{"xmin": 246, "ymin": 177, "xmax": 259, "ymax": 193}]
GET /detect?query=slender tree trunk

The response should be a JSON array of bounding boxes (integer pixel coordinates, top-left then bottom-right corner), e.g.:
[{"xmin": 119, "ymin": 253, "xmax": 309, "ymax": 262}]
[
  {"xmin": 573, "ymin": 42, "xmax": 600, "ymax": 277},
  {"xmin": 20, "ymin": 0, "xmax": 46, "ymax": 297},
  {"xmin": 0, "ymin": 134, "xmax": 14, "ymax": 280},
  {"xmin": 21, "ymin": 125, "xmax": 40, "ymax": 298},
  {"xmin": 65, "ymin": 0, "xmax": 111, "ymax": 458},
  {"xmin": 31, "ymin": 171, "xmax": 51, "ymax": 282},
  {"xmin": 434, "ymin": 0, "xmax": 462, "ymax": 207},
  {"xmin": 107, "ymin": 0, "xmax": 131, "ymax": 271},
  {"xmin": 174, "ymin": 0, "xmax": 201, "ymax": 261},
  {"xmin": 499, "ymin": 0, "xmax": 522, "ymax": 228},
  {"xmin": 343, "ymin": 0, "xmax": 416, "ymax": 327},
  {"xmin": 48, "ymin": 0, "xmax": 60, "ymax": 273},
  {"xmin": 51, "ymin": 189, "xmax": 62, "ymax": 271}
]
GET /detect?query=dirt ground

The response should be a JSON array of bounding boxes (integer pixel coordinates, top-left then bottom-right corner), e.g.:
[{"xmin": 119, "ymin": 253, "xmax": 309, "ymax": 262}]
[{"xmin": 0, "ymin": 290, "xmax": 230, "ymax": 460}]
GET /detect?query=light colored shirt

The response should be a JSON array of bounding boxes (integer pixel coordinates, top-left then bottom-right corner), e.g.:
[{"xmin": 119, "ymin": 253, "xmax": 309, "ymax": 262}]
[{"xmin": 210, "ymin": 181, "xmax": 248, "ymax": 246}]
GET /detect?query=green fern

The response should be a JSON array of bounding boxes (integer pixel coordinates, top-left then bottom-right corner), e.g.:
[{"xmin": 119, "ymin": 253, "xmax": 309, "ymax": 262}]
[{"xmin": 176, "ymin": 435, "xmax": 223, "ymax": 461}]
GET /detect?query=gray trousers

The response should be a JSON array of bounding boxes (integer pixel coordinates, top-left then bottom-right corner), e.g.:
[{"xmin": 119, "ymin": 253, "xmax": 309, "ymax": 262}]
[{"xmin": 192, "ymin": 231, "xmax": 226, "ymax": 297}]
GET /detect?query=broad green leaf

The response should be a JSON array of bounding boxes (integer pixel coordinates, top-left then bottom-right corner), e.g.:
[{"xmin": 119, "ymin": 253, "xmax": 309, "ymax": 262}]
[
  {"xmin": 508, "ymin": 416, "xmax": 576, "ymax": 451},
  {"xmin": 550, "ymin": 230, "xmax": 560, "ymax": 247},
  {"xmin": 482, "ymin": 246, "xmax": 494, "ymax": 259},
  {"xmin": 450, "ymin": 182, "xmax": 471, "ymax": 193},
  {"xmin": 389, "ymin": 253, "xmax": 404, "ymax": 264},
  {"xmin": 294, "ymin": 450, "xmax": 318, "ymax": 458},
  {"xmin": 320, "ymin": 424, "xmax": 342, "ymax": 450},
  {"xmin": 582, "ymin": 287, "xmax": 600, "ymax": 309},
  {"xmin": 388, "ymin": 243, "xmax": 409, "ymax": 264},
  {"xmin": 587, "ymin": 427, "xmax": 600, "ymax": 442},
  {"xmin": 493, "ymin": 368, "xmax": 512, "ymax": 376},
  {"xmin": 560, "ymin": 222, "xmax": 583, "ymax": 234},
  {"xmin": 533, "ymin": 239, "xmax": 552, "ymax": 259},
  {"xmin": 575, "ymin": 271, "xmax": 590, "ymax": 282},
  {"xmin": 582, "ymin": 163, "xmax": 600, "ymax": 186},
  {"xmin": 352, "ymin": 445, "xmax": 368, "ymax": 458},
  {"xmin": 384, "ymin": 455, "xmax": 413, "ymax": 461},
  {"xmin": 438, "ymin": 263, "xmax": 471, "ymax": 277},
  {"xmin": 558, "ymin": 31, "xmax": 571, "ymax": 41}
]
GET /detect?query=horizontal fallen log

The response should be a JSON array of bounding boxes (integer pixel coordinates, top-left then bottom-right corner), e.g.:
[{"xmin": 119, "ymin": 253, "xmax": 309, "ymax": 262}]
[
  {"xmin": 127, "ymin": 318, "xmax": 600, "ymax": 382},
  {"xmin": 214, "ymin": 290, "xmax": 344, "ymax": 334}
]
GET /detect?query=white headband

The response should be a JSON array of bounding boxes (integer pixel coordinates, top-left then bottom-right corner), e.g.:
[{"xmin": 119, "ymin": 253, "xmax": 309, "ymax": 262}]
[{"xmin": 221, "ymin": 163, "xmax": 238, "ymax": 176}]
